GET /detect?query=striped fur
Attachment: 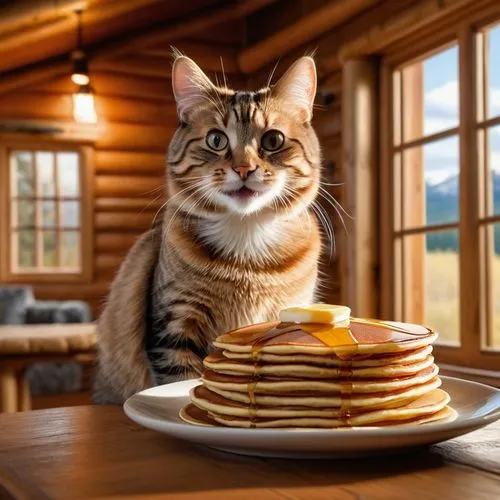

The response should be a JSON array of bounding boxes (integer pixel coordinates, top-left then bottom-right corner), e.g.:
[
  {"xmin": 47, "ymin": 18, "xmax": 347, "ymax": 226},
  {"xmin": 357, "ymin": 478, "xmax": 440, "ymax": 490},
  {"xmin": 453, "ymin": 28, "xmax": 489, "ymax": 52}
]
[{"xmin": 93, "ymin": 56, "xmax": 323, "ymax": 404}]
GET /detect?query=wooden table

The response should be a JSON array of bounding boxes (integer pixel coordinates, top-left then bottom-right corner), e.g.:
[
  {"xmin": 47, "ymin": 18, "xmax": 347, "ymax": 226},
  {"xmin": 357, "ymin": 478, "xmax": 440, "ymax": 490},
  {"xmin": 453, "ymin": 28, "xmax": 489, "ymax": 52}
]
[
  {"xmin": 0, "ymin": 406, "xmax": 498, "ymax": 499},
  {"xmin": 0, "ymin": 324, "xmax": 96, "ymax": 413}
]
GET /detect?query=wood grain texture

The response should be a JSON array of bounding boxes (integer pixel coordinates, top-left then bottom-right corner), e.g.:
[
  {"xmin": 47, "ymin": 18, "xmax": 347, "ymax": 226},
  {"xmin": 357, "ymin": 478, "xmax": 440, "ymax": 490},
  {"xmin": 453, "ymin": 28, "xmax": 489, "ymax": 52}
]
[
  {"xmin": 338, "ymin": 0, "xmax": 481, "ymax": 62},
  {"xmin": 95, "ymin": 175, "xmax": 163, "ymax": 197},
  {"xmin": 95, "ymin": 151, "xmax": 166, "ymax": 175},
  {"xmin": 239, "ymin": 0, "xmax": 379, "ymax": 73},
  {"xmin": 0, "ymin": 406, "xmax": 498, "ymax": 499},
  {"xmin": 342, "ymin": 58, "xmax": 377, "ymax": 318},
  {"xmin": 0, "ymin": 92, "xmax": 177, "ymax": 125}
]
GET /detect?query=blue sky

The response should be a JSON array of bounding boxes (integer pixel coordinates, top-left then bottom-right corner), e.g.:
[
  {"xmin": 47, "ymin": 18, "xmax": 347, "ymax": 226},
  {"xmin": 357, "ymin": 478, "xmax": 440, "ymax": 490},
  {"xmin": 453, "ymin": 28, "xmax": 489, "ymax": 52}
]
[{"xmin": 422, "ymin": 24, "xmax": 500, "ymax": 184}]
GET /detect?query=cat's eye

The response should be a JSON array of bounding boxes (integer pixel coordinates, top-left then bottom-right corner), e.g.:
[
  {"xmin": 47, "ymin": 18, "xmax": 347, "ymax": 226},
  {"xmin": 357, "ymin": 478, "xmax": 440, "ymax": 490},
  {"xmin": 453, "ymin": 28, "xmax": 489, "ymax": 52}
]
[
  {"xmin": 206, "ymin": 130, "xmax": 228, "ymax": 151},
  {"xmin": 261, "ymin": 130, "xmax": 285, "ymax": 152}
]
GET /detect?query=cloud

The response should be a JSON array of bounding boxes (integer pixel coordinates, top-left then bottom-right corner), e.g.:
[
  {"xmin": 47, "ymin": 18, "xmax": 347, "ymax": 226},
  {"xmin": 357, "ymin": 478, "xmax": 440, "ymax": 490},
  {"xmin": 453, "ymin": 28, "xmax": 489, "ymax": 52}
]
[
  {"xmin": 424, "ymin": 81, "xmax": 458, "ymax": 116},
  {"xmin": 422, "ymin": 80, "xmax": 500, "ymax": 183}
]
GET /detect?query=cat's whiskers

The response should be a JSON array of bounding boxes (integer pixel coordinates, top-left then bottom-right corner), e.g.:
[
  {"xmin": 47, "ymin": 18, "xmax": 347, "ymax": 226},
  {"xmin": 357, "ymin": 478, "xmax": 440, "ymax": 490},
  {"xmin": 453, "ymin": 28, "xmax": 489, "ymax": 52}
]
[
  {"xmin": 164, "ymin": 184, "xmax": 208, "ymax": 236},
  {"xmin": 183, "ymin": 187, "xmax": 216, "ymax": 229},
  {"xmin": 316, "ymin": 189, "xmax": 349, "ymax": 239},
  {"xmin": 318, "ymin": 185, "xmax": 354, "ymax": 220},
  {"xmin": 283, "ymin": 186, "xmax": 313, "ymax": 232},
  {"xmin": 155, "ymin": 180, "xmax": 206, "ymax": 232},
  {"xmin": 310, "ymin": 200, "xmax": 335, "ymax": 259},
  {"xmin": 286, "ymin": 188, "xmax": 312, "ymax": 233},
  {"xmin": 320, "ymin": 180, "xmax": 345, "ymax": 187},
  {"xmin": 263, "ymin": 59, "xmax": 280, "ymax": 115}
]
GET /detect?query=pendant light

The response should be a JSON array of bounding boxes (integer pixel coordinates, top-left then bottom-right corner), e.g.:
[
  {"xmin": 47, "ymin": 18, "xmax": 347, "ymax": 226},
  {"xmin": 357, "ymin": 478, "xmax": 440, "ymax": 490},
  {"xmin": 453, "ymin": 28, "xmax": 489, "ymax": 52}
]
[{"xmin": 71, "ymin": 9, "xmax": 97, "ymax": 124}]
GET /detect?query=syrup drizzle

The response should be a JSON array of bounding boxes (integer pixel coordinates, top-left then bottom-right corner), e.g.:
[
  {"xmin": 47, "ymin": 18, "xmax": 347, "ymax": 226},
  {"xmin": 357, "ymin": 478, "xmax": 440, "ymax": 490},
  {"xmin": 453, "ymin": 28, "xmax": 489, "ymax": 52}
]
[{"xmin": 239, "ymin": 318, "xmax": 434, "ymax": 427}]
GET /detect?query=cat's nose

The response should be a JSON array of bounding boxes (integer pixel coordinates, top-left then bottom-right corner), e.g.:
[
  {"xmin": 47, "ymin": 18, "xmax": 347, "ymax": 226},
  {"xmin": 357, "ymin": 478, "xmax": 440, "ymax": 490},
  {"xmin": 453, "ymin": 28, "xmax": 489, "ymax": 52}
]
[{"xmin": 232, "ymin": 164, "xmax": 256, "ymax": 180}]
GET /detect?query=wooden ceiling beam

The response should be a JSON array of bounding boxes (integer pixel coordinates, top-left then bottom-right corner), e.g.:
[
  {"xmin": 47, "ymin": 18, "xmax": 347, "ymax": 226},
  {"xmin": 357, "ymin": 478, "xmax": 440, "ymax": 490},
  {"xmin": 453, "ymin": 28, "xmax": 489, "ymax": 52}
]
[
  {"xmin": 0, "ymin": 0, "xmax": 276, "ymax": 96},
  {"xmin": 142, "ymin": 40, "xmax": 240, "ymax": 73},
  {"xmin": 94, "ymin": 0, "xmax": 278, "ymax": 60},
  {"xmin": 0, "ymin": 0, "xmax": 85, "ymax": 37},
  {"xmin": 336, "ymin": 0, "xmax": 479, "ymax": 62},
  {"xmin": 0, "ymin": 0, "xmax": 171, "ymax": 73},
  {"xmin": 237, "ymin": 0, "xmax": 380, "ymax": 74},
  {"xmin": 0, "ymin": 59, "xmax": 71, "ymax": 97}
]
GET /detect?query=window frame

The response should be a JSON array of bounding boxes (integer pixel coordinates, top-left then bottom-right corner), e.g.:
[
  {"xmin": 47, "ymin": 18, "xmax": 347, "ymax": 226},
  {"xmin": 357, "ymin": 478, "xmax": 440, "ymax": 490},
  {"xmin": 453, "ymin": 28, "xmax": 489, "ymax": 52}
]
[
  {"xmin": 0, "ymin": 135, "xmax": 94, "ymax": 284},
  {"xmin": 380, "ymin": 7, "xmax": 500, "ymax": 372}
]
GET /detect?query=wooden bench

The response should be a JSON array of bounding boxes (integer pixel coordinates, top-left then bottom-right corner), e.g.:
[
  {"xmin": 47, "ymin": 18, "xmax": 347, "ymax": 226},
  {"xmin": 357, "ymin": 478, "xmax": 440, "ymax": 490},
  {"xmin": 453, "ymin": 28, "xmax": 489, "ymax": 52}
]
[{"xmin": 0, "ymin": 323, "xmax": 97, "ymax": 413}]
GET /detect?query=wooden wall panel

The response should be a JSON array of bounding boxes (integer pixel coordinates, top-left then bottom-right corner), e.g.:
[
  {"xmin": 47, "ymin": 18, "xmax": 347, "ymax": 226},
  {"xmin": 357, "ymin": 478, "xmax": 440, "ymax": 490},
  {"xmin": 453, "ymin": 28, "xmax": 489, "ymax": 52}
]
[
  {"xmin": 95, "ymin": 175, "xmax": 163, "ymax": 197},
  {"xmin": 0, "ymin": 69, "xmax": 174, "ymax": 318},
  {"xmin": 95, "ymin": 151, "xmax": 166, "ymax": 175}
]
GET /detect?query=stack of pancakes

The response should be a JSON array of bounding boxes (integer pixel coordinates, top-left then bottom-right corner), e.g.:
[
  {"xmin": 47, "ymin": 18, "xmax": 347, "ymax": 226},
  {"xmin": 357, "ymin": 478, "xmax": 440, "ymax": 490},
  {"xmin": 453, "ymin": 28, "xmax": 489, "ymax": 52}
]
[{"xmin": 180, "ymin": 316, "xmax": 456, "ymax": 428}]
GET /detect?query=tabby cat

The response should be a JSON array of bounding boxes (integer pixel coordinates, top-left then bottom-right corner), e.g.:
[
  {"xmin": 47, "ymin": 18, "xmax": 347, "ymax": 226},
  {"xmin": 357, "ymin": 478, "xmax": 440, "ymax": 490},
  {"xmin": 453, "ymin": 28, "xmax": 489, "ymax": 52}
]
[{"xmin": 93, "ymin": 54, "xmax": 323, "ymax": 404}]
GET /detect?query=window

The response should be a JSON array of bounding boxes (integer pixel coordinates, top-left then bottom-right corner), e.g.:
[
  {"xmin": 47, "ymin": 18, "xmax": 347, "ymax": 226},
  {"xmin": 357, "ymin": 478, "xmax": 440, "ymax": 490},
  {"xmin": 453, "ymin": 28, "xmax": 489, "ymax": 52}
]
[
  {"xmin": 0, "ymin": 141, "xmax": 93, "ymax": 283},
  {"xmin": 381, "ymin": 14, "xmax": 500, "ymax": 372},
  {"xmin": 478, "ymin": 22, "xmax": 500, "ymax": 353},
  {"xmin": 391, "ymin": 45, "xmax": 461, "ymax": 345}
]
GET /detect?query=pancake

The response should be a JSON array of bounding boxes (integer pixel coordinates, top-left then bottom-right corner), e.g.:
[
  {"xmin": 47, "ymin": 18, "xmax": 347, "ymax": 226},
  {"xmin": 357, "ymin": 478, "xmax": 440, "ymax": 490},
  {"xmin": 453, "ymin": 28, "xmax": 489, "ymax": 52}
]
[
  {"xmin": 203, "ymin": 350, "xmax": 435, "ymax": 379},
  {"xmin": 214, "ymin": 319, "xmax": 437, "ymax": 357},
  {"xmin": 206, "ymin": 376, "xmax": 442, "ymax": 409},
  {"xmin": 202, "ymin": 364, "xmax": 439, "ymax": 395},
  {"xmin": 180, "ymin": 389, "xmax": 454, "ymax": 428},
  {"xmin": 190, "ymin": 379, "xmax": 442, "ymax": 418},
  {"xmin": 181, "ymin": 310, "xmax": 452, "ymax": 429},
  {"xmin": 222, "ymin": 345, "xmax": 433, "ymax": 367}
]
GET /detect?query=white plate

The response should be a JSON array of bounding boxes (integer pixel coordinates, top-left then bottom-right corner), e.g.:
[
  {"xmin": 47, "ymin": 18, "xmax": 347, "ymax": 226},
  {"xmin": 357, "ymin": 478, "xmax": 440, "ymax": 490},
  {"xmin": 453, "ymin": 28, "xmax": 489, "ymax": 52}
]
[{"xmin": 123, "ymin": 376, "xmax": 500, "ymax": 458}]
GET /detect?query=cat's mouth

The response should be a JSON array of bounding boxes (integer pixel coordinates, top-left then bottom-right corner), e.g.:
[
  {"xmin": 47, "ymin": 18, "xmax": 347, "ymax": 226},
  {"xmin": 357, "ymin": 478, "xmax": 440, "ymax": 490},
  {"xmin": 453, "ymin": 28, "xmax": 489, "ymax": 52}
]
[{"xmin": 223, "ymin": 186, "xmax": 261, "ymax": 199}]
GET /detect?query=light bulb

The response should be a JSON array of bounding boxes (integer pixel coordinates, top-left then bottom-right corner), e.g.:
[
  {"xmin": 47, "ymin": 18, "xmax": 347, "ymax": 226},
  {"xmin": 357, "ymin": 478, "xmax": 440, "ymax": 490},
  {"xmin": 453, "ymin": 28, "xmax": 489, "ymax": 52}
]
[
  {"xmin": 73, "ymin": 89, "xmax": 97, "ymax": 124},
  {"xmin": 71, "ymin": 73, "xmax": 90, "ymax": 86}
]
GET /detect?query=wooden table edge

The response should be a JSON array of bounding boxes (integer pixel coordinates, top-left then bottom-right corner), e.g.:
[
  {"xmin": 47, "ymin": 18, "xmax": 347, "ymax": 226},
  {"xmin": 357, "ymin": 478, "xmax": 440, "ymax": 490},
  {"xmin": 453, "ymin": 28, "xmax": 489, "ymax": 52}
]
[{"xmin": 0, "ymin": 458, "xmax": 51, "ymax": 500}]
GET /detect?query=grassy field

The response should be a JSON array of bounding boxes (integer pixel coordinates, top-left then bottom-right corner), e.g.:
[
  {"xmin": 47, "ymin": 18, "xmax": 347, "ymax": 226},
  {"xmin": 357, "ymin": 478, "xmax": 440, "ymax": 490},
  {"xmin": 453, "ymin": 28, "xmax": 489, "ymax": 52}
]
[{"xmin": 425, "ymin": 251, "xmax": 500, "ymax": 346}]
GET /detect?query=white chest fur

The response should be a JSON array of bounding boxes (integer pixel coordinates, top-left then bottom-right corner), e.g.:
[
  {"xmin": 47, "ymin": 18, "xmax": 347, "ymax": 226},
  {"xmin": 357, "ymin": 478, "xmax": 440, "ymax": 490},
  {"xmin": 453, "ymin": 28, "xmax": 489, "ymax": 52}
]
[{"xmin": 196, "ymin": 214, "xmax": 286, "ymax": 263}]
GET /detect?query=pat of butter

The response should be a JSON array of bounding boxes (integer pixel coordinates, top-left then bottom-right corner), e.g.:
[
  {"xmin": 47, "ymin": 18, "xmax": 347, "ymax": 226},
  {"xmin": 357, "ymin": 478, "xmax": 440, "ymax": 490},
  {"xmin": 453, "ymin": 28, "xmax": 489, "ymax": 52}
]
[{"xmin": 279, "ymin": 304, "xmax": 351, "ymax": 325}]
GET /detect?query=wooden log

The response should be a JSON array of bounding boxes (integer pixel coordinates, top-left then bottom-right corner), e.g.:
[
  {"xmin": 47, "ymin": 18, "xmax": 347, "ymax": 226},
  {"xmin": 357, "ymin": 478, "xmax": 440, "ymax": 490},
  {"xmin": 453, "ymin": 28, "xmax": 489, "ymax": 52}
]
[
  {"xmin": 0, "ymin": 92, "xmax": 73, "ymax": 120},
  {"xmin": 95, "ymin": 151, "xmax": 166, "ymax": 176},
  {"xmin": 188, "ymin": 18, "xmax": 244, "ymax": 45},
  {"xmin": 95, "ymin": 233, "xmax": 140, "ymax": 253},
  {"xmin": 341, "ymin": 58, "xmax": 377, "ymax": 318},
  {"xmin": 94, "ymin": 122, "xmax": 173, "ymax": 151},
  {"xmin": 95, "ymin": 212, "xmax": 154, "ymax": 232},
  {"xmin": 95, "ymin": 197, "xmax": 164, "ymax": 212},
  {"xmin": 34, "ymin": 72, "xmax": 173, "ymax": 101},
  {"xmin": 337, "ymin": 0, "xmax": 477, "ymax": 62},
  {"xmin": 0, "ymin": 0, "xmax": 83, "ymax": 37},
  {"xmin": 95, "ymin": 176, "xmax": 163, "ymax": 198},
  {"xmin": 0, "ymin": 119, "xmax": 173, "ymax": 151},
  {"xmin": 0, "ymin": 18, "xmax": 74, "ymax": 73},
  {"xmin": 91, "ymin": 61, "xmax": 248, "ymax": 91},
  {"xmin": 0, "ymin": 0, "xmax": 174, "ymax": 73},
  {"xmin": 0, "ymin": 60, "xmax": 70, "ymax": 97},
  {"xmin": 238, "ymin": 0, "xmax": 379, "ymax": 74},
  {"xmin": 0, "ymin": 92, "xmax": 176, "ymax": 125},
  {"xmin": 95, "ymin": 95, "xmax": 177, "ymax": 125},
  {"xmin": 144, "ymin": 41, "xmax": 240, "ymax": 74},
  {"xmin": 96, "ymin": 0, "xmax": 278, "ymax": 60},
  {"xmin": 92, "ymin": 56, "xmax": 172, "ymax": 79},
  {"xmin": 96, "ymin": 254, "xmax": 125, "ymax": 279}
]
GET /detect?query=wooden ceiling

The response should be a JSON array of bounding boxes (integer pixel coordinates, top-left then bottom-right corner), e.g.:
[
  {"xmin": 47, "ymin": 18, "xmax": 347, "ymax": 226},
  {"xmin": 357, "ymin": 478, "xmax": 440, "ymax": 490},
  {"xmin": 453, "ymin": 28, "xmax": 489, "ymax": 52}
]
[{"xmin": 0, "ymin": 0, "xmax": 385, "ymax": 95}]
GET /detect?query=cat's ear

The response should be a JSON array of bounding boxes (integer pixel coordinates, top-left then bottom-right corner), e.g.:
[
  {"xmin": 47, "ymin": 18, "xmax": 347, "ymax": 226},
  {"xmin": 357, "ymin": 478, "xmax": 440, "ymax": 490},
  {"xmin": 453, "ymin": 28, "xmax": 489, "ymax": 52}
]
[
  {"xmin": 272, "ymin": 56, "xmax": 317, "ymax": 121},
  {"xmin": 172, "ymin": 55, "xmax": 215, "ymax": 121}
]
